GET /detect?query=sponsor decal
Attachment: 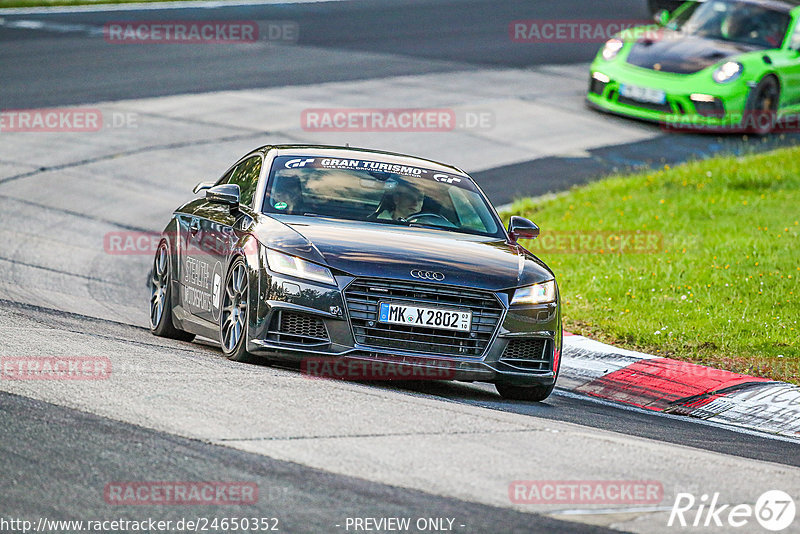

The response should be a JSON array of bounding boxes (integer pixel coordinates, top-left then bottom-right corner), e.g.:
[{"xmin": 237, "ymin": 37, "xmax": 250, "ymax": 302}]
[
  {"xmin": 432, "ymin": 174, "xmax": 461, "ymax": 184},
  {"xmin": 104, "ymin": 482, "xmax": 258, "ymax": 505},
  {"xmin": 1, "ymin": 356, "xmax": 111, "ymax": 380},
  {"xmin": 184, "ymin": 257, "xmax": 218, "ymax": 314},
  {"xmin": 273, "ymin": 156, "xmax": 477, "ymax": 192},
  {"xmin": 284, "ymin": 158, "xmax": 315, "ymax": 169},
  {"xmin": 509, "ymin": 480, "xmax": 664, "ymax": 505},
  {"xmin": 211, "ymin": 262, "xmax": 223, "ymax": 321}
]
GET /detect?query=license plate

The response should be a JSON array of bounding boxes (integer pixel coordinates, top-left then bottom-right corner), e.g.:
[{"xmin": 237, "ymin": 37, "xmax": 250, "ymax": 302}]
[
  {"xmin": 378, "ymin": 302, "xmax": 472, "ymax": 332},
  {"xmin": 620, "ymin": 84, "xmax": 666, "ymax": 105}
]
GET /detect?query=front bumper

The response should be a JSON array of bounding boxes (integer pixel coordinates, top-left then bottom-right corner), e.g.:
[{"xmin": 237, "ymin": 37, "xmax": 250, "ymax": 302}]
[
  {"xmin": 587, "ymin": 60, "xmax": 750, "ymax": 131},
  {"xmin": 246, "ymin": 273, "xmax": 561, "ymax": 387}
]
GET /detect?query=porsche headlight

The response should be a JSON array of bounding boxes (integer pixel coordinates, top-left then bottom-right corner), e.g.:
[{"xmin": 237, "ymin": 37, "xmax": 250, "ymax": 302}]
[
  {"xmin": 511, "ymin": 280, "xmax": 556, "ymax": 305},
  {"xmin": 601, "ymin": 38, "xmax": 624, "ymax": 61},
  {"xmin": 713, "ymin": 61, "xmax": 742, "ymax": 84},
  {"xmin": 265, "ymin": 249, "xmax": 335, "ymax": 285}
]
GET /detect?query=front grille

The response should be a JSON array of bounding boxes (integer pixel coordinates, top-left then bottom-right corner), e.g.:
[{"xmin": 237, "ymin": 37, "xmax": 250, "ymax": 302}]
[
  {"xmin": 344, "ymin": 278, "xmax": 504, "ymax": 357},
  {"xmin": 267, "ymin": 310, "xmax": 329, "ymax": 345},
  {"xmin": 500, "ymin": 338, "xmax": 551, "ymax": 371}
]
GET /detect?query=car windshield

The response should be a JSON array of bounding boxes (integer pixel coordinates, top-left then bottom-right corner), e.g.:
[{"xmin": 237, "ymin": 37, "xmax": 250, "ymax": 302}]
[
  {"xmin": 263, "ymin": 155, "xmax": 504, "ymax": 238},
  {"xmin": 670, "ymin": 0, "xmax": 790, "ymax": 48}
]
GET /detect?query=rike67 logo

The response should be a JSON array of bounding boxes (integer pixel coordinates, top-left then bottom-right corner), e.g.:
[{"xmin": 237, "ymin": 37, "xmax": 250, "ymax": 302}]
[{"xmin": 669, "ymin": 490, "xmax": 796, "ymax": 531}]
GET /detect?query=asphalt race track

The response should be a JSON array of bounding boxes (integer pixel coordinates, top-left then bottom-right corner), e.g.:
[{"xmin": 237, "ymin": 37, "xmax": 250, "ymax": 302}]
[{"xmin": 1, "ymin": 1, "xmax": 799, "ymax": 533}]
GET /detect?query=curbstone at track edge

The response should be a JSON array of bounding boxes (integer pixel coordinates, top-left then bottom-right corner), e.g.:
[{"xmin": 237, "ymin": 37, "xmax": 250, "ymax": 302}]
[{"xmin": 560, "ymin": 333, "xmax": 800, "ymax": 439}]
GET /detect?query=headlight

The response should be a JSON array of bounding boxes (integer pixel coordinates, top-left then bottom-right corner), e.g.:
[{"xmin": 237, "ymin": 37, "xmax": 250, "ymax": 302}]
[
  {"xmin": 712, "ymin": 61, "xmax": 742, "ymax": 84},
  {"xmin": 601, "ymin": 38, "xmax": 624, "ymax": 61},
  {"xmin": 511, "ymin": 280, "xmax": 556, "ymax": 305},
  {"xmin": 265, "ymin": 249, "xmax": 336, "ymax": 285}
]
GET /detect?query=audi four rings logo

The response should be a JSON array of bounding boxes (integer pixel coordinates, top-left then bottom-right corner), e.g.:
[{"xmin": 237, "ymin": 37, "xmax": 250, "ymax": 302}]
[{"xmin": 410, "ymin": 269, "xmax": 445, "ymax": 281}]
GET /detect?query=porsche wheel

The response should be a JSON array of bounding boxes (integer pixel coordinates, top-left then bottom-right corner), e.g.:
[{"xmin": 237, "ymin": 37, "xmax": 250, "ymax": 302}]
[
  {"xmin": 150, "ymin": 240, "xmax": 195, "ymax": 341},
  {"xmin": 220, "ymin": 257, "xmax": 257, "ymax": 363},
  {"xmin": 745, "ymin": 76, "xmax": 780, "ymax": 135}
]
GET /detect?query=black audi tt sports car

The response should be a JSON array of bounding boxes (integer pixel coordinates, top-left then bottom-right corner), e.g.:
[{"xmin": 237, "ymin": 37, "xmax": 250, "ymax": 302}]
[{"xmin": 149, "ymin": 145, "xmax": 561, "ymax": 401}]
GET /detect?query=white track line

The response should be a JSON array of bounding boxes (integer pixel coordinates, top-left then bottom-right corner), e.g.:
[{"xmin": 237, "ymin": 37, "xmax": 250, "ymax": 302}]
[{"xmin": 554, "ymin": 389, "xmax": 800, "ymax": 445}]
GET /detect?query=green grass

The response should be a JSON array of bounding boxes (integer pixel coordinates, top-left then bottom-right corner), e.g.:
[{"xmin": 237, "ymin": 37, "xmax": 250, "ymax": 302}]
[
  {"xmin": 507, "ymin": 146, "xmax": 799, "ymax": 384},
  {"xmin": 0, "ymin": 0, "xmax": 196, "ymax": 8}
]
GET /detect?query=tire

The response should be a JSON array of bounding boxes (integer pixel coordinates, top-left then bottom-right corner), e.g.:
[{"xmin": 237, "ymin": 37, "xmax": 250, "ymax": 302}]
[
  {"xmin": 149, "ymin": 240, "xmax": 195, "ymax": 342},
  {"xmin": 744, "ymin": 76, "xmax": 780, "ymax": 135},
  {"xmin": 220, "ymin": 257, "xmax": 257, "ymax": 363},
  {"xmin": 495, "ymin": 382, "xmax": 555, "ymax": 402}
]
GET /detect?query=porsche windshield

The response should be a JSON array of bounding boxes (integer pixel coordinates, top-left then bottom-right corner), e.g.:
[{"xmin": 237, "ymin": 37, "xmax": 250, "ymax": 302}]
[
  {"xmin": 263, "ymin": 156, "xmax": 504, "ymax": 237},
  {"xmin": 672, "ymin": 0, "xmax": 790, "ymax": 48}
]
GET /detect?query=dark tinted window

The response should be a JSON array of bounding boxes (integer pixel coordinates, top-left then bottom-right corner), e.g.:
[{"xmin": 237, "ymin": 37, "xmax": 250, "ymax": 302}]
[
  {"xmin": 226, "ymin": 155, "xmax": 262, "ymax": 208},
  {"xmin": 675, "ymin": 0, "xmax": 790, "ymax": 48},
  {"xmin": 263, "ymin": 156, "xmax": 503, "ymax": 238}
]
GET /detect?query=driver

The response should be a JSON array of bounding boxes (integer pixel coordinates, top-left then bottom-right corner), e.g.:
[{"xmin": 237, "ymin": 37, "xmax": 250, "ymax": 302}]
[
  {"xmin": 722, "ymin": 4, "xmax": 755, "ymax": 41},
  {"xmin": 270, "ymin": 175, "xmax": 304, "ymax": 213},
  {"xmin": 376, "ymin": 182, "xmax": 425, "ymax": 221}
]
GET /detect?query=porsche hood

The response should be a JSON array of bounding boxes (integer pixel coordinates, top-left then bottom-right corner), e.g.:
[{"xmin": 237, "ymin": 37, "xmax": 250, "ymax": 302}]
[{"xmin": 626, "ymin": 34, "xmax": 756, "ymax": 74}]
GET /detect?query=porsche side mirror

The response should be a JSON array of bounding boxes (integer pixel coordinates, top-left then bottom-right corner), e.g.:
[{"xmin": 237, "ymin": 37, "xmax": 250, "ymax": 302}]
[
  {"xmin": 654, "ymin": 9, "xmax": 670, "ymax": 26},
  {"xmin": 206, "ymin": 184, "xmax": 240, "ymax": 207},
  {"xmin": 193, "ymin": 181, "xmax": 215, "ymax": 194},
  {"xmin": 508, "ymin": 216, "xmax": 540, "ymax": 241}
]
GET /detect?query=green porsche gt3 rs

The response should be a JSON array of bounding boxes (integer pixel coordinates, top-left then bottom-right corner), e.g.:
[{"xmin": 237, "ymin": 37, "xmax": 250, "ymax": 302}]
[{"xmin": 587, "ymin": 0, "xmax": 800, "ymax": 133}]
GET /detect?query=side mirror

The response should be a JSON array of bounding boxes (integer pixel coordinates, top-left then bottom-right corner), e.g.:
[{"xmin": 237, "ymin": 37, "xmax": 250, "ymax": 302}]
[
  {"xmin": 206, "ymin": 184, "xmax": 240, "ymax": 207},
  {"xmin": 653, "ymin": 9, "xmax": 670, "ymax": 26},
  {"xmin": 193, "ymin": 181, "xmax": 215, "ymax": 194},
  {"xmin": 508, "ymin": 216, "xmax": 540, "ymax": 241}
]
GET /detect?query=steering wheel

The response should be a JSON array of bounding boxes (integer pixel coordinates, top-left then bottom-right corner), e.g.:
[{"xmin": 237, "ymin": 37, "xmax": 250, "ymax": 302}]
[{"xmin": 404, "ymin": 213, "xmax": 455, "ymax": 226}]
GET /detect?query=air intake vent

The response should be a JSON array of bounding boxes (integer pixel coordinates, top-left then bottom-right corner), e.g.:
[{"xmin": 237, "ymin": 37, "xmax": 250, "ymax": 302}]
[
  {"xmin": 267, "ymin": 310, "xmax": 329, "ymax": 345},
  {"xmin": 500, "ymin": 338, "xmax": 551, "ymax": 371}
]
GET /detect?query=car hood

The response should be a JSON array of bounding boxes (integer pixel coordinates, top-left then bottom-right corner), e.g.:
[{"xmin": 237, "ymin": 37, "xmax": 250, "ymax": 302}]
[
  {"xmin": 255, "ymin": 216, "xmax": 553, "ymax": 291},
  {"xmin": 625, "ymin": 33, "xmax": 755, "ymax": 74}
]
